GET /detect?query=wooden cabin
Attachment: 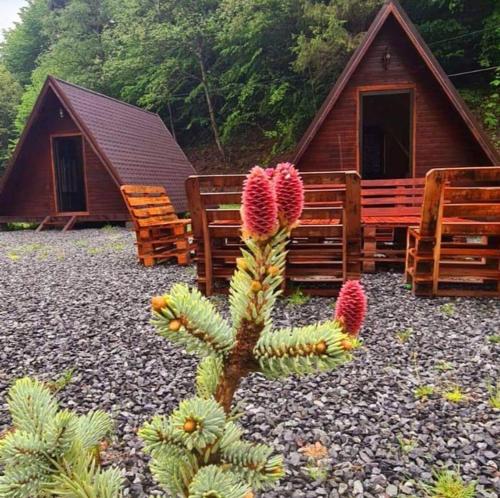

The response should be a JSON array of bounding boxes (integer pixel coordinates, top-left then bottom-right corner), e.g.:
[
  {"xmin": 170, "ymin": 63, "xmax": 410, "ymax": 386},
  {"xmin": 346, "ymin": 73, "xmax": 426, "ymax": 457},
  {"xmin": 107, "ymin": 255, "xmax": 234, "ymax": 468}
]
[
  {"xmin": 294, "ymin": 0, "xmax": 499, "ymax": 177},
  {"xmin": 0, "ymin": 76, "xmax": 195, "ymax": 229}
]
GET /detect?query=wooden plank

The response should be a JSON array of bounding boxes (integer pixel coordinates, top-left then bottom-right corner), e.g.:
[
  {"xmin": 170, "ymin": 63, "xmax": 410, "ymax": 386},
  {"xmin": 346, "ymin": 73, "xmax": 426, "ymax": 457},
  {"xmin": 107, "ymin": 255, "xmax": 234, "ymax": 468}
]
[
  {"xmin": 121, "ymin": 185, "xmax": 166, "ymax": 194},
  {"xmin": 127, "ymin": 196, "xmax": 171, "ymax": 207},
  {"xmin": 443, "ymin": 203, "xmax": 500, "ymax": 218},
  {"xmin": 444, "ymin": 187, "xmax": 500, "ymax": 203},
  {"xmin": 442, "ymin": 222, "xmax": 500, "ymax": 235}
]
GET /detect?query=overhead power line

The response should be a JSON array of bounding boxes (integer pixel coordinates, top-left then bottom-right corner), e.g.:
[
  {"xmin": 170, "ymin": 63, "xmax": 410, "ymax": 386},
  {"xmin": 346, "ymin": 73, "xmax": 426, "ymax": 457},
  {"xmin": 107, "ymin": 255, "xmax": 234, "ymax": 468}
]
[
  {"xmin": 428, "ymin": 26, "xmax": 498, "ymax": 47},
  {"xmin": 448, "ymin": 65, "xmax": 500, "ymax": 77}
]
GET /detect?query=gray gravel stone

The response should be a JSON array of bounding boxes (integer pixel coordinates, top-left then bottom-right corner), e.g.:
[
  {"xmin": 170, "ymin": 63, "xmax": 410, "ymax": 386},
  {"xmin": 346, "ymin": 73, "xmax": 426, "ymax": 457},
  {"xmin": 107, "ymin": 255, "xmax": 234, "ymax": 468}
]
[{"xmin": 0, "ymin": 228, "xmax": 499, "ymax": 497}]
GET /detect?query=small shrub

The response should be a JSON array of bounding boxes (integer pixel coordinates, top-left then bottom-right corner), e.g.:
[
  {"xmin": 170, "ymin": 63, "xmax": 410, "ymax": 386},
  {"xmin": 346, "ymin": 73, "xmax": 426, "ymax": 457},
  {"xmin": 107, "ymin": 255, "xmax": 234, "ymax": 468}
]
[
  {"xmin": 143, "ymin": 164, "xmax": 368, "ymax": 496},
  {"xmin": 0, "ymin": 377, "xmax": 123, "ymax": 496},
  {"xmin": 287, "ymin": 288, "xmax": 310, "ymax": 306},
  {"xmin": 415, "ymin": 385, "xmax": 435, "ymax": 400},
  {"xmin": 487, "ymin": 334, "xmax": 500, "ymax": 344},
  {"xmin": 443, "ymin": 386, "xmax": 466, "ymax": 403},
  {"xmin": 425, "ymin": 469, "xmax": 475, "ymax": 498}
]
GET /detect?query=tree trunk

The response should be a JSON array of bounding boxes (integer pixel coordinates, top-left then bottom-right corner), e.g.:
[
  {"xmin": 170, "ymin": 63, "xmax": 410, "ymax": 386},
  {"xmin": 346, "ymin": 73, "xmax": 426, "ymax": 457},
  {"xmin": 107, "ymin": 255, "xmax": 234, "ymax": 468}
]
[{"xmin": 197, "ymin": 55, "xmax": 226, "ymax": 163}]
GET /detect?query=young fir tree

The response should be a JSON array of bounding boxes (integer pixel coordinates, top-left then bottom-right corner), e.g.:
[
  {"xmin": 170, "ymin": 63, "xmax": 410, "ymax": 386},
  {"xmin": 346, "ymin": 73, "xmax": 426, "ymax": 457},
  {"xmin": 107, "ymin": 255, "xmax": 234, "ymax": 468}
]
[
  {"xmin": 0, "ymin": 377, "xmax": 123, "ymax": 497},
  {"xmin": 142, "ymin": 163, "xmax": 367, "ymax": 497}
]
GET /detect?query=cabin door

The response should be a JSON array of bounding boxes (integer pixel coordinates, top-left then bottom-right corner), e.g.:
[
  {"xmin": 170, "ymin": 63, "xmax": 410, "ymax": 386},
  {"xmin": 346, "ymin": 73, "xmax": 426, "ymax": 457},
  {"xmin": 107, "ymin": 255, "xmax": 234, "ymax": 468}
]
[
  {"xmin": 52, "ymin": 135, "xmax": 87, "ymax": 212},
  {"xmin": 360, "ymin": 90, "xmax": 413, "ymax": 179}
]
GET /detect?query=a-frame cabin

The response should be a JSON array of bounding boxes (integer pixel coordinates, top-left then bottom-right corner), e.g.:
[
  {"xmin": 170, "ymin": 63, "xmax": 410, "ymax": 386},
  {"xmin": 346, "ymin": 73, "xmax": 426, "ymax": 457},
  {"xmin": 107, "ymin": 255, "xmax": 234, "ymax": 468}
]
[
  {"xmin": 0, "ymin": 76, "xmax": 195, "ymax": 229},
  {"xmin": 294, "ymin": 0, "xmax": 499, "ymax": 179}
]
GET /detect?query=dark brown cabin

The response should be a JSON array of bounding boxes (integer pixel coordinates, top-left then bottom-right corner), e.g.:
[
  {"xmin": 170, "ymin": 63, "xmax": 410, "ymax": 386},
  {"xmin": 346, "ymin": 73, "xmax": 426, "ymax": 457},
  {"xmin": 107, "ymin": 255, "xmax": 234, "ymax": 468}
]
[
  {"xmin": 0, "ymin": 76, "xmax": 195, "ymax": 226},
  {"xmin": 294, "ymin": 0, "xmax": 499, "ymax": 178}
]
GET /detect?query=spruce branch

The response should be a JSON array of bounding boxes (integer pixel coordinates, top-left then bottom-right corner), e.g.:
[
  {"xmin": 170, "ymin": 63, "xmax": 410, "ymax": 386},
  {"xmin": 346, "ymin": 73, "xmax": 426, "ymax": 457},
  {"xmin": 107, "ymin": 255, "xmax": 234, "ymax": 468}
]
[
  {"xmin": 0, "ymin": 377, "xmax": 123, "ymax": 498},
  {"xmin": 152, "ymin": 283, "xmax": 235, "ymax": 358},
  {"xmin": 196, "ymin": 356, "xmax": 224, "ymax": 399},
  {"xmin": 254, "ymin": 321, "xmax": 350, "ymax": 378},
  {"xmin": 187, "ymin": 465, "xmax": 250, "ymax": 498}
]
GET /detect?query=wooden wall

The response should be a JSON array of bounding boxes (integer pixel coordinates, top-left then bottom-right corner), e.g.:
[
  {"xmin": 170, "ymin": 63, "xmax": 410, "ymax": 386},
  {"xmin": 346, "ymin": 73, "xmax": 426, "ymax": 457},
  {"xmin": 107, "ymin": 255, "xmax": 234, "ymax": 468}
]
[
  {"xmin": 297, "ymin": 15, "xmax": 491, "ymax": 176},
  {"xmin": 0, "ymin": 88, "xmax": 128, "ymax": 220}
]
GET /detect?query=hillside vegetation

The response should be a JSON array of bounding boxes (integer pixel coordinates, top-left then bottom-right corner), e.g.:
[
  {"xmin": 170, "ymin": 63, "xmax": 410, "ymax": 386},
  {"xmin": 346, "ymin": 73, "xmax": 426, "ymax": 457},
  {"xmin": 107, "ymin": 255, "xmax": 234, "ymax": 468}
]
[{"xmin": 0, "ymin": 0, "xmax": 498, "ymax": 174}]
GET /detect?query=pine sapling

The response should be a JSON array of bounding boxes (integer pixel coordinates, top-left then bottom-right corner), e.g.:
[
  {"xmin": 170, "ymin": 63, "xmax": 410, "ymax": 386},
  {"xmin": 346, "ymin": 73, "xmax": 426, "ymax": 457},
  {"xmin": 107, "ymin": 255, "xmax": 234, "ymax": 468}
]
[
  {"xmin": 143, "ymin": 163, "xmax": 368, "ymax": 497},
  {"xmin": 0, "ymin": 377, "xmax": 123, "ymax": 497}
]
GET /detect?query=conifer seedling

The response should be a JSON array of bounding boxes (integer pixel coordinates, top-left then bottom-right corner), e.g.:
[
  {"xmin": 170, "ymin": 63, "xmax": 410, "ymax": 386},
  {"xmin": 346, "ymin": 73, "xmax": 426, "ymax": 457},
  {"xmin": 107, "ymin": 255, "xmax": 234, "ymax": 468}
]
[{"xmin": 143, "ymin": 164, "xmax": 368, "ymax": 497}]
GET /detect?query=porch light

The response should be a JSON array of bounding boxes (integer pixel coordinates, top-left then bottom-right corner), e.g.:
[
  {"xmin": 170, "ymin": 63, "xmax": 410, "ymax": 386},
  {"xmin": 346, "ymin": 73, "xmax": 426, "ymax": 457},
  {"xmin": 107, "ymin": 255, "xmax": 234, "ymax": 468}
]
[
  {"xmin": 382, "ymin": 47, "xmax": 391, "ymax": 70},
  {"xmin": 59, "ymin": 107, "xmax": 65, "ymax": 119}
]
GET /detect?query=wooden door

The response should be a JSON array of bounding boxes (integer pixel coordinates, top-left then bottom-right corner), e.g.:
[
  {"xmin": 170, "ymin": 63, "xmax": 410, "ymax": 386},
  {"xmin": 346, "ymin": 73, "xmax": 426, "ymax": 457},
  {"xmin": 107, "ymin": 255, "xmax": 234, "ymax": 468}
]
[{"xmin": 52, "ymin": 135, "xmax": 87, "ymax": 213}]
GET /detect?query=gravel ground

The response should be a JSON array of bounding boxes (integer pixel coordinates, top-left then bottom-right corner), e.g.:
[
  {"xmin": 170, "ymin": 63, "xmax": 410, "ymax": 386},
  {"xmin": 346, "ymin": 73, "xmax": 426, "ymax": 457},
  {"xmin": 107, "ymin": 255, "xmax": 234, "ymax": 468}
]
[{"xmin": 0, "ymin": 228, "xmax": 498, "ymax": 498}]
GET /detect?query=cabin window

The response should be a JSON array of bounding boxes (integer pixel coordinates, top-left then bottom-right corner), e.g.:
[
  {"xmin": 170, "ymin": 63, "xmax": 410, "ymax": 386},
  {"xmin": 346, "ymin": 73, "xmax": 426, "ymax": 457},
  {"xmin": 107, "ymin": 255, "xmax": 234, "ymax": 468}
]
[
  {"xmin": 360, "ymin": 90, "xmax": 412, "ymax": 179},
  {"xmin": 52, "ymin": 135, "xmax": 87, "ymax": 212}
]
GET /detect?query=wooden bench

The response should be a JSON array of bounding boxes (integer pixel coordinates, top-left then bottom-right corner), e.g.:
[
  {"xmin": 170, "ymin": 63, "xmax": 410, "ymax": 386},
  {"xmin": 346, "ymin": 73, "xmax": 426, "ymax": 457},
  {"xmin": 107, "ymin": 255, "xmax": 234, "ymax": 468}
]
[
  {"xmin": 405, "ymin": 166, "xmax": 500, "ymax": 297},
  {"xmin": 120, "ymin": 185, "xmax": 193, "ymax": 267},
  {"xmin": 185, "ymin": 171, "xmax": 362, "ymax": 296},
  {"xmin": 361, "ymin": 178, "xmax": 424, "ymax": 272}
]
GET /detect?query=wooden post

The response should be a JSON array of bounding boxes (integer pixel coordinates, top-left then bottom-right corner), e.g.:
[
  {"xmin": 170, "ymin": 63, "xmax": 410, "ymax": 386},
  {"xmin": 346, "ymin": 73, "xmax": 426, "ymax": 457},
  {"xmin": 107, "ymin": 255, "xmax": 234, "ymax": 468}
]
[
  {"xmin": 186, "ymin": 176, "xmax": 213, "ymax": 295},
  {"xmin": 343, "ymin": 171, "xmax": 362, "ymax": 281}
]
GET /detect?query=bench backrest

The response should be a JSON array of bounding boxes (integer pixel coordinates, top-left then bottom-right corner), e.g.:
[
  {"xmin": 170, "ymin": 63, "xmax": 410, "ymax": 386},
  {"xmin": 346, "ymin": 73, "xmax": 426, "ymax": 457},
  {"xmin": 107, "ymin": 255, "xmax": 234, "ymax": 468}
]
[
  {"xmin": 361, "ymin": 177, "xmax": 425, "ymax": 218},
  {"xmin": 120, "ymin": 185, "xmax": 178, "ymax": 229},
  {"xmin": 185, "ymin": 171, "xmax": 362, "ymax": 294},
  {"xmin": 419, "ymin": 166, "xmax": 500, "ymax": 238}
]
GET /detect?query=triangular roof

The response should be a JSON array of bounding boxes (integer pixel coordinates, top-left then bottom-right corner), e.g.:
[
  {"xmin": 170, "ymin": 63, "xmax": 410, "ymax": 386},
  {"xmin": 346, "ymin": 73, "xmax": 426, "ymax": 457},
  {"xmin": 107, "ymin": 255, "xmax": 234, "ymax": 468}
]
[
  {"xmin": 0, "ymin": 76, "xmax": 196, "ymax": 211},
  {"xmin": 294, "ymin": 0, "xmax": 499, "ymax": 165}
]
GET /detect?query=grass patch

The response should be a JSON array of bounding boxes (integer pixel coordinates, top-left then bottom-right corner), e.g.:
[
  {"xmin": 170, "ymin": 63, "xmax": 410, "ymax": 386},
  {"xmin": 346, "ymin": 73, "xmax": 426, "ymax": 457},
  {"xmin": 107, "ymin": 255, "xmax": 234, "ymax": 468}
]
[
  {"xmin": 396, "ymin": 328, "xmax": 413, "ymax": 343},
  {"xmin": 5, "ymin": 222, "xmax": 37, "ymax": 231},
  {"xmin": 424, "ymin": 469, "xmax": 475, "ymax": 498},
  {"xmin": 442, "ymin": 386, "xmax": 466, "ymax": 403},
  {"xmin": 435, "ymin": 361, "xmax": 454, "ymax": 372},
  {"xmin": 439, "ymin": 303, "xmax": 455, "ymax": 316},
  {"xmin": 414, "ymin": 385, "xmax": 435, "ymax": 400},
  {"xmin": 287, "ymin": 288, "xmax": 310, "ymax": 306},
  {"xmin": 487, "ymin": 334, "xmax": 500, "ymax": 345},
  {"xmin": 487, "ymin": 381, "xmax": 500, "ymax": 409},
  {"xmin": 397, "ymin": 436, "xmax": 417, "ymax": 453}
]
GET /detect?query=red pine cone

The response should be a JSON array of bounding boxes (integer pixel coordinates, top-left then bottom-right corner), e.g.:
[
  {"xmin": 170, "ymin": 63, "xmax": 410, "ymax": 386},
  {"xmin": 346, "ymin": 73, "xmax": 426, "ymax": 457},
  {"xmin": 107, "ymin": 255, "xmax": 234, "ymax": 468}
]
[
  {"xmin": 273, "ymin": 162, "xmax": 304, "ymax": 228},
  {"xmin": 335, "ymin": 280, "xmax": 367, "ymax": 336},
  {"xmin": 241, "ymin": 166, "xmax": 278, "ymax": 240}
]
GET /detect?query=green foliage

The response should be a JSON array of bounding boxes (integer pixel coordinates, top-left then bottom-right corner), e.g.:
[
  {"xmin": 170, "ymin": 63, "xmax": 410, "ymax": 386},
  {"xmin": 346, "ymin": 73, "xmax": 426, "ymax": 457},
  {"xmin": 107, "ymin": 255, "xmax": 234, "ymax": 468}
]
[
  {"xmin": 397, "ymin": 436, "xmax": 417, "ymax": 454},
  {"xmin": 144, "ymin": 166, "xmax": 361, "ymax": 495},
  {"xmin": 0, "ymin": 377, "xmax": 123, "ymax": 497},
  {"xmin": 486, "ymin": 381, "xmax": 500, "ymax": 409},
  {"xmin": 442, "ymin": 386, "xmax": 466, "ymax": 403},
  {"xmin": 439, "ymin": 303, "xmax": 455, "ymax": 316},
  {"xmin": 152, "ymin": 284, "xmax": 235, "ymax": 357},
  {"xmin": 424, "ymin": 469, "xmax": 476, "ymax": 498},
  {"xmin": 196, "ymin": 356, "xmax": 224, "ymax": 399},
  {"xmin": 487, "ymin": 334, "xmax": 500, "ymax": 344},
  {"xmin": 396, "ymin": 328, "xmax": 413, "ymax": 343},
  {"xmin": 435, "ymin": 361, "xmax": 454, "ymax": 372},
  {"xmin": 254, "ymin": 321, "xmax": 349, "ymax": 378},
  {"xmin": 287, "ymin": 288, "xmax": 310, "ymax": 306},
  {"xmin": 1, "ymin": 0, "xmax": 498, "ymax": 156},
  {"xmin": 414, "ymin": 385, "xmax": 435, "ymax": 400},
  {"xmin": 0, "ymin": 65, "xmax": 22, "ymax": 173}
]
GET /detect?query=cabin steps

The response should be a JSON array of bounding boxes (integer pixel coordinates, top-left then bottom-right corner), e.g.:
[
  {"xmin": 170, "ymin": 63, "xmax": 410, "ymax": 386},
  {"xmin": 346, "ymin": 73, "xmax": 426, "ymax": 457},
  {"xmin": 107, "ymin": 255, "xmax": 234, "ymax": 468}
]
[{"xmin": 36, "ymin": 215, "xmax": 77, "ymax": 232}]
